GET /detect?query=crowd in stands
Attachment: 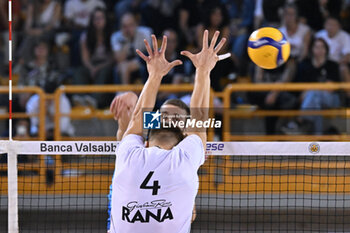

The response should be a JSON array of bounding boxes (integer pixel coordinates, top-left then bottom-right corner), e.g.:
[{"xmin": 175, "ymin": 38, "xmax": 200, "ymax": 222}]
[{"xmin": 0, "ymin": 0, "xmax": 350, "ymax": 137}]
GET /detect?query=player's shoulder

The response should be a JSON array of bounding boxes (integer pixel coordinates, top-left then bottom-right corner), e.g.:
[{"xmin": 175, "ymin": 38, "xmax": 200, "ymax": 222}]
[{"xmin": 175, "ymin": 134, "xmax": 204, "ymax": 152}]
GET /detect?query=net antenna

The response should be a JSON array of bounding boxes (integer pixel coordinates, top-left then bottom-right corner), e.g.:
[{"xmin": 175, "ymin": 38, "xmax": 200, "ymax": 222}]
[{"xmin": 8, "ymin": 0, "xmax": 12, "ymax": 141}]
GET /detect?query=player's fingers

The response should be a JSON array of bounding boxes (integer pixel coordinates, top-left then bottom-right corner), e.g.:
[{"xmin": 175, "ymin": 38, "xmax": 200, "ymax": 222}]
[
  {"xmin": 169, "ymin": 60, "xmax": 183, "ymax": 69},
  {"xmin": 180, "ymin": 51, "xmax": 194, "ymax": 59},
  {"xmin": 144, "ymin": 39, "xmax": 153, "ymax": 57},
  {"xmin": 151, "ymin": 34, "xmax": 158, "ymax": 54},
  {"xmin": 117, "ymin": 102, "xmax": 126, "ymax": 120},
  {"xmin": 214, "ymin": 38, "xmax": 227, "ymax": 53},
  {"xmin": 110, "ymin": 97, "xmax": 117, "ymax": 114},
  {"xmin": 210, "ymin": 31, "xmax": 220, "ymax": 50},
  {"xmin": 202, "ymin": 30, "xmax": 209, "ymax": 49},
  {"xmin": 160, "ymin": 35, "xmax": 167, "ymax": 54},
  {"xmin": 113, "ymin": 98, "xmax": 120, "ymax": 120},
  {"xmin": 136, "ymin": 49, "xmax": 149, "ymax": 62}
]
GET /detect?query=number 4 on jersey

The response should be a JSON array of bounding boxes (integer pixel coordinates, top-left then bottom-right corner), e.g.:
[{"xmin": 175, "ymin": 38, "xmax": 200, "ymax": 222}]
[{"xmin": 140, "ymin": 171, "xmax": 161, "ymax": 195}]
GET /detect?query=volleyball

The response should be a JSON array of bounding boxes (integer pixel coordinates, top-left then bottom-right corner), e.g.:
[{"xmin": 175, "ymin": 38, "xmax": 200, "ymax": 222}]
[{"xmin": 247, "ymin": 27, "xmax": 290, "ymax": 69}]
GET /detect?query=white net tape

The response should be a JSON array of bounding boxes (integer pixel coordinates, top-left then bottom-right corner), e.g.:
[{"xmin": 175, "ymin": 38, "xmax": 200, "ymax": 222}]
[{"xmin": 1, "ymin": 141, "xmax": 350, "ymax": 156}]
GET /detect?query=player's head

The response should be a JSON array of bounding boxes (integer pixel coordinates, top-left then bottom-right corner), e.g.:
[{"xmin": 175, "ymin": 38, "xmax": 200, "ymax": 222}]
[
  {"xmin": 148, "ymin": 126, "xmax": 185, "ymax": 150},
  {"xmin": 160, "ymin": 99, "xmax": 190, "ymax": 129}
]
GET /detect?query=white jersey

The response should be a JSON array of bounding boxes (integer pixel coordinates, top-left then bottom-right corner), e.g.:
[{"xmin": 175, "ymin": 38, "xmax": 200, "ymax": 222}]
[
  {"xmin": 279, "ymin": 23, "xmax": 310, "ymax": 58},
  {"xmin": 110, "ymin": 134, "xmax": 205, "ymax": 233},
  {"xmin": 315, "ymin": 29, "xmax": 350, "ymax": 62}
]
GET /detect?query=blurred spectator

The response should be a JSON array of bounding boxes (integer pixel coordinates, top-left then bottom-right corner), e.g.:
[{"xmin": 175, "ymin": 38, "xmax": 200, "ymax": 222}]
[
  {"xmin": 15, "ymin": 39, "xmax": 65, "ymax": 129},
  {"xmin": 16, "ymin": 39, "xmax": 60, "ymax": 88},
  {"xmin": 156, "ymin": 29, "xmax": 186, "ymax": 105},
  {"xmin": 254, "ymin": 0, "xmax": 285, "ymax": 29},
  {"xmin": 284, "ymin": 38, "xmax": 341, "ymax": 135},
  {"xmin": 315, "ymin": 16, "xmax": 350, "ymax": 101},
  {"xmin": 161, "ymin": 29, "xmax": 185, "ymax": 85},
  {"xmin": 196, "ymin": 4, "xmax": 236, "ymax": 92},
  {"xmin": 249, "ymin": 3, "xmax": 300, "ymax": 135},
  {"xmin": 15, "ymin": 38, "xmax": 74, "ymax": 138},
  {"xmin": 114, "ymin": 0, "xmax": 143, "ymax": 29},
  {"xmin": 296, "ymin": 0, "xmax": 342, "ymax": 31},
  {"xmin": 315, "ymin": 17, "xmax": 350, "ymax": 64},
  {"xmin": 225, "ymin": 0, "xmax": 255, "ymax": 75},
  {"xmin": 279, "ymin": 3, "xmax": 311, "ymax": 61},
  {"xmin": 72, "ymin": 8, "xmax": 113, "ymax": 109},
  {"xmin": 341, "ymin": 0, "xmax": 350, "ymax": 33},
  {"xmin": 26, "ymin": 85, "xmax": 74, "ymax": 139},
  {"xmin": 64, "ymin": 0, "xmax": 105, "ymax": 28},
  {"xmin": 248, "ymin": 62, "xmax": 298, "ymax": 134},
  {"xmin": 141, "ymin": 0, "xmax": 181, "ymax": 35},
  {"xmin": 18, "ymin": 0, "xmax": 61, "ymax": 64},
  {"xmin": 111, "ymin": 13, "xmax": 152, "ymax": 85},
  {"xmin": 178, "ymin": 0, "xmax": 216, "ymax": 49},
  {"xmin": 64, "ymin": 0, "xmax": 105, "ymax": 67}
]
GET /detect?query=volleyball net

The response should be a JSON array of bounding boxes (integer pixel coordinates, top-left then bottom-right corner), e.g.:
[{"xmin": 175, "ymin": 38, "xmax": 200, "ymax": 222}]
[{"xmin": 1, "ymin": 141, "xmax": 350, "ymax": 232}]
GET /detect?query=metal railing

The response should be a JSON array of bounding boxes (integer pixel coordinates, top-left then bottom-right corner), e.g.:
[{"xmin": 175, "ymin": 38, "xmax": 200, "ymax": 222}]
[
  {"xmin": 222, "ymin": 83, "xmax": 350, "ymax": 141},
  {"xmin": 53, "ymin": 84, "xmax": 215, "ymax": 141},
  {"xmin": 0, "ymin": 86, "xmax": 46, "ymax": 140}
]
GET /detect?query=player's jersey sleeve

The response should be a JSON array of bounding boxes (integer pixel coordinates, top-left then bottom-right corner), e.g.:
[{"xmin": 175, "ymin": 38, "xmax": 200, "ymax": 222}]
[{"xmin": 175, "ymin": 134, "xmax": 205, "ymax": 168}]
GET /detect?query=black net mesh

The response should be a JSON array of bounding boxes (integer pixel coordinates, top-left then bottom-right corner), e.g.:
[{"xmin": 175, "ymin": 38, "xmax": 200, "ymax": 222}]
[
  {"xmin": 17, "ymin": 153, "xmax": 115, "ymax": 233},
  {"xmin": 194, "ymin": 155, "xmax": 350, "ymax": 232}
]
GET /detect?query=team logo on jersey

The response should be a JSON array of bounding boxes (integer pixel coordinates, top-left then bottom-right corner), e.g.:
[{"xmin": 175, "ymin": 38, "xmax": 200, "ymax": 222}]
[
  {"xmin": 122, "ymin": 199, "xmax": 173, "ymax": 223},
  {"xmin": 143, "ymin": 111, "xmax": 161, "ymax": 129}
]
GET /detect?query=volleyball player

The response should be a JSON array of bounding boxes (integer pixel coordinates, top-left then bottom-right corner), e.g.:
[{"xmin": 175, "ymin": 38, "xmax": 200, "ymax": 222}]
[
  {"xmin": 107, "ymin": 96, "xmax": 193, "ymax": 232},
  {"xmin": 110, "ymin": 30, "xmax": 226, "ymax": 233}
]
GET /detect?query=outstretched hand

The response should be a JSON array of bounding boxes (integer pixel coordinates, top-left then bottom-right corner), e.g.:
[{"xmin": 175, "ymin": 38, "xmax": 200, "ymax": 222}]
[
  {"xmin": 136, "ymin": 35, "xmax": 183, "ymax": 77},
  {"xmin": 110, "ymin": 92, "xmax": 138, "ymax": 120},
  {"xmin": 180, "ymin": 30, "xmax": 227, "ymax": 73}
]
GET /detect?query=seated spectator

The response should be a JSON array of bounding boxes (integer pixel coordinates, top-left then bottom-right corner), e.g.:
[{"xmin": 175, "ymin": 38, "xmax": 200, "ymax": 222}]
[
  {"xmin": 16, "ymin": 39, "xmax": 60, "ymax": 88},
  {"xmin": 18, "ymin": 0, "xmax": 61, "ymax": 63},
  {"xmin": 114, "ymin": 0, "xmax": 142, "ymax": 29},
  {"xmin": 315, "ymin": 16, "xmax": 350, "ymax": 94},
  {"xmin": 248, "ymin": 3, "xmax": 311, "ymax": 134},
  {"xmin": 296, "ymin": 0, "xmax": 342, "ymax": 31},
  {"xmin": 341, "ymin": 1, "xmax": 350, "ymax": 33},
  {"xmin": 315, "ymin": 17, "xmax": 350, "ymax": 65},
  {"xmin": 254, "ymin": 0, "xmax": 285, "ymax": 29},
  {"xmin": 15, "ymin": 38, "xmax": 74, "ymax": 139},
  {"xmin": 284, "ymin": 38, "xmax": 341, "ymax": 135},
  {"xmin": 72, "ymin": 8, "xmax": 113, "ymax": 109},
  {"xmin": 279, "ymin": 3, "xmax": 311, "ymax": 62},
  {"xmin": 178, "ymin": 0, "xmax": 216, "ymax": 49},
  {"xmin": 156, "ymin": 29, "xmax": 186, "ymax": 106},
  {"xmin": 196, "ymin": 4, "xmax": 236, "ymax": 92},
  {"xmin": 140, "ymin": 0, "xmax": 181, "ymax": 35},
  {"xmin": 111, "ymin": 13, "xmax": 152, "ymax": 84},
  {"xmin": 63, "ymin": 0, "xmax": 106, "ymax": 67},
  {"xmin": 225, "ymin": 0, "xmax": 255, "ymax": 75},
  {"xmin": 26, "ymin": 81, "xmax": 74, "ymax": 140}
]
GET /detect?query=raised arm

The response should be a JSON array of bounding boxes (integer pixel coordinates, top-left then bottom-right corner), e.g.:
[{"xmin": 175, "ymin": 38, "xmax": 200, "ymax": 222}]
[
  {"xmin": 181, "ymin": 30, "xmax": 227, "ymax": 146},
  {"xmin": 123, "ymin": 35, "xmax": 182, "ymax": 138}
]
